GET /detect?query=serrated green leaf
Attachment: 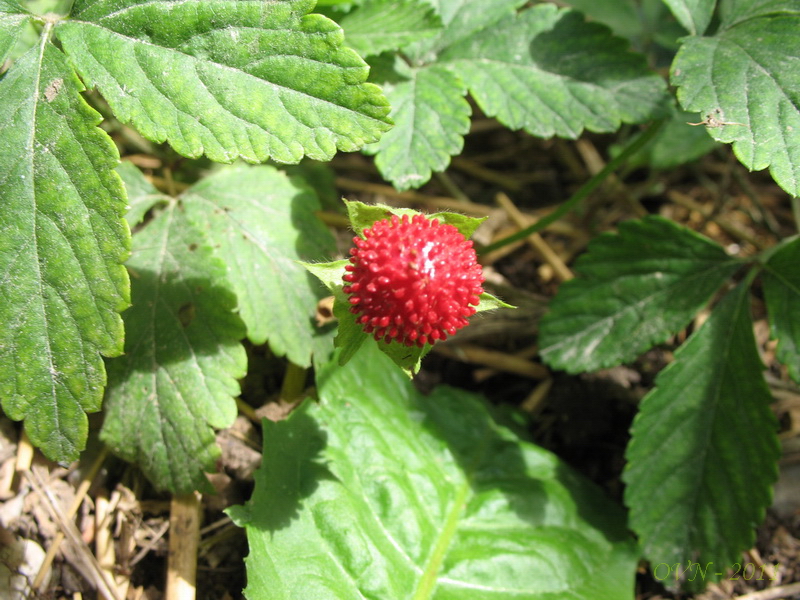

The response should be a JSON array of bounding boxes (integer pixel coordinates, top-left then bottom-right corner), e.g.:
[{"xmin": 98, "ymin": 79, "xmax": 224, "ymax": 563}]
[
  {"xmin": 230, "ymin": 342, "xmax": 638, "ymax": 600},
  {"xmin": 561, "ymin": 0, "xmax": 642, "ymax": 39},
  {"xmin": 662, "ymin": 0, "xmax": 715, "ymax": 34},
  {"xmin": 0, "ymin": 0, "xmax": 29, "ymax": 65},
  {"xmin": 103, "ymin": 202, "xmax": 246, "ymax": 494},
  {"xmin": 116, "ymin": 161, "xmax": 170, "ymax": 227},
  {"xmin": 0, "ymin": 38, "xmax": 130, "ymax": 462},
  {"xmin": 672, "ymin": 11, "xmax": 800, "ymax": 196},
  {"xmin": 406, "ymin": 0, "xmax": 527, "ymax": 61},
  {"xmin": 339, "ymin": 0, "xmax": 441, "ymax": 57},
  {"xmin": 370, "ymin": 65, "xmax": 470, "ymax": 190},
  {"xmin": 623, "ymin": 279, "xmax": 780, "ymax": 590},
  {"xmin": 720, "ymin": 0, "xmax": 800, "ymax": 27},
  {"xmin": 180, "ymin": 165, "xmax": 335, "ymax": 367},
  {"xmin": 54, "ymin": 0, "xmax": 392, "ymax": 164},
  {"xmin": 440, "ymin": 5, "xmax": 668, "ymax": 139},
  {"xmin": 539, "ymin": 216, "xmax": 743, "ymax": 373},
  {"xmin": 762, "ymin": 236, "xmax": 800, "ymax": 383}
]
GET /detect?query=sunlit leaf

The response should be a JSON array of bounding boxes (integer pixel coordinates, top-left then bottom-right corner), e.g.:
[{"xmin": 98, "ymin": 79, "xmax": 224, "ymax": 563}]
[
  {"xmin": 0, "ymin": 38, "xmax": 129, "ymax": 462},
  {"xmin": 230, "ymin": 342, "xmax": 639, "ymax": 600},
  {"xmin": 56, "ymin": 0, "xmax": 392, "ymax": 164}
]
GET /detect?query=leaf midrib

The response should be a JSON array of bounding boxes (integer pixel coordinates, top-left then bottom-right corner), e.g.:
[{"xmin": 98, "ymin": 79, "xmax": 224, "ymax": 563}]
[
  {"xmin": 29, "ymin": 26, "xmax": 65, "ymax": 448},
  {"xmin": 412, "ymin": 476, "xmax": 470, "ymax": 599}
]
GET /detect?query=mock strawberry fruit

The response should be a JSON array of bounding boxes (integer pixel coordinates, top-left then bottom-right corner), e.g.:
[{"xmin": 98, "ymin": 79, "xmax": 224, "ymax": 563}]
[{"xmin": 342, "ymin": 213, "xmax": 485, "ymax": 347}]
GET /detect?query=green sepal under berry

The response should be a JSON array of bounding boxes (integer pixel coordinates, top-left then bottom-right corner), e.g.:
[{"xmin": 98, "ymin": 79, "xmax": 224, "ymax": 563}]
[
  {"xmin": 304, "ymin": 201, "xmax": 509, "ymax": 376},
  {"xmin": 303, "ymin": 259, "xmax": 435, "ymax": 376},
  {"xmin": 344, "ymin": 199, "xmax": 486, "ymax": 238}
]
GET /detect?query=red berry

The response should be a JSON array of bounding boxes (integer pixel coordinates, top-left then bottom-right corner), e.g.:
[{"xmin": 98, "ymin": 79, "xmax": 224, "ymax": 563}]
[{"xmin": 342, "ymin": 213, "xmax": 484, "ymax": 347}]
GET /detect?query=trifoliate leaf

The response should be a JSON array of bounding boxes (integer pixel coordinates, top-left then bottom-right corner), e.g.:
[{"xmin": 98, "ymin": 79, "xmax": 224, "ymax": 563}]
[
  {"xmin": 369, "ymin": 1, "xmax": 668, "ymax": 189},
  {"xmin": 369, "ymin": 65, "xmax": 471, "ymax": 190},
  {"xmin": 0, "ymin": 0, "xmax": 29, "ymax": 65},
  {"xmin": 230, "ymin": 341, "xmax": 639, "ymax": 600},
  {"xmin": 661, "ymin": 0, "xmax": 715, "ymax": 34},
  {"xmin": 181, "ymin": 165, "xmax": 336, "ymax": 367},
  {"xmin": 0, "ymin": 39, "xmax": 130, "ymax": 462},
  {"xmin": 116, "ymin": 161, "xmax": 170, "ymax": 228},
  {"xmin": 672, "ymin": 10, "xmax": 800, "ymax": 196},
  {"xmin": 103, "ymin": 202, "xmax": 246, "ymax": 494},
  {"xmin": 539, "ymin": 216, "xmax": 743, "ymax": 373},
  {"xmin": 440, "ymin": 5, "xmax": 668, "ymax": 139},
  {"xmin": 339, "ymin": 0, "xmax": 441, "ymax": 57},
  {"xmin": 762, "ymin": 236, "xmax": 800, "ymax": 383},
  {"xmin": 55, "ymin": 0, "xmax": 392, "ymax": 164},
  {"xmin": 623, "ymin": 280, "xmax": 780, "ymax": 590}
]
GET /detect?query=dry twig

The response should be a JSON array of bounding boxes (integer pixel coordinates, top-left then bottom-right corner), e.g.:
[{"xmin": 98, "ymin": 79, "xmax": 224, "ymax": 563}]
[
  {"xmin": 27, "ymin": 467, "xmax": 120, "ymax": 600},
  {"xmin": 495, "ymin": 192, "xmax": 574, "ymax": 282},
  {"xmin": 434, "ymin": 343, "xmax": 548, "ymax": 379},
  {"xmin": 732, "ymin": 581, "xmax": 800, "ymax": 600},
  {"xmin": 166, "ymin": 492, "xmax": 202, "ymax": 600}
]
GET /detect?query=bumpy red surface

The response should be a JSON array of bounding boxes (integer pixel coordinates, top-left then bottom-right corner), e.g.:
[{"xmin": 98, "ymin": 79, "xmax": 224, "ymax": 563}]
[{"xmin": 342, "ymin": 213, "xmax": 485, "ymax": 347}]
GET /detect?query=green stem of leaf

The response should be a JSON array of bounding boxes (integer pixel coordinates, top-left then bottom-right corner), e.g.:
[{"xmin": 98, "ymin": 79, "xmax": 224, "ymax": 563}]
[
  {"xmin": 281, "ymin": 362, "xmax": 307, "ymax": 403},
  {"xmin": 791, "ymin": 196, "xmax": 800, "ymax": 233},
  {"xmin": 478, "ymin": 119, "xmax": 666, "ymax": 255}
]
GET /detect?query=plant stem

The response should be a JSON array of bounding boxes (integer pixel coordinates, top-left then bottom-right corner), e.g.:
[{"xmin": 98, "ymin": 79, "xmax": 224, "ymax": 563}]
[
  {"xmin": 281, "ymin": 362, "xmax": 307, "ymax": 403},
  {"xmin": 478, "ymin": 119, "xmax": 665, "ymax": 255},
  {"xmin": 791, "ymin": 196, "xmax": 800, "ymax": 233}
]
